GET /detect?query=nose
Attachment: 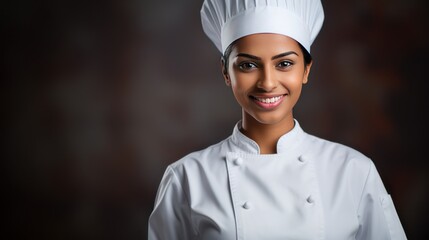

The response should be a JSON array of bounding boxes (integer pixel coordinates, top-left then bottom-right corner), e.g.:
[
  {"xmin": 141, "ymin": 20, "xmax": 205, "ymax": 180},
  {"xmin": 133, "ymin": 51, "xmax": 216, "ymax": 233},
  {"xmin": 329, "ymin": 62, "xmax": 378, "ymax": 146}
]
[{"xmin": 256, "ymin": 66, "xmax": 278, "ymax": 92}]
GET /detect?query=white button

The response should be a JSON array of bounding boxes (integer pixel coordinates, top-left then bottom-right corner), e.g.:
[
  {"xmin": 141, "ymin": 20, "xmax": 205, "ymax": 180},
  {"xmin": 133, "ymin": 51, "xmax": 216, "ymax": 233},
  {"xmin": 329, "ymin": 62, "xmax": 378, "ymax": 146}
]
[
  {"xmin": 306, "ymin": 195, "xmax": 314, "ymax": 204},
  {"xmin": 298, "ymin": 155, "xmax": 305, "ymax": 162},
  {"xmin": 233, "ymin": 157, "xmax": 243, "ymax": 166},
  {"xmin": 242, "ymin": 201, "xmax": 252, "ymax": 209}
]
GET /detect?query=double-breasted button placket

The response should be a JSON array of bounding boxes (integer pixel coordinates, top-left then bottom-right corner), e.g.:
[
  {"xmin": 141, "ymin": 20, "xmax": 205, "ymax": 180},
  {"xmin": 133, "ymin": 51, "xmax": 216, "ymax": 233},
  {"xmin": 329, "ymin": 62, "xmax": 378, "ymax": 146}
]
[
  {"xmin": 300, "ymin": 156, "xmax": 314, "ymax": 205},
  {"xmin": 224, "ymin": 150, "xmax": 325, "ymax": 239}
]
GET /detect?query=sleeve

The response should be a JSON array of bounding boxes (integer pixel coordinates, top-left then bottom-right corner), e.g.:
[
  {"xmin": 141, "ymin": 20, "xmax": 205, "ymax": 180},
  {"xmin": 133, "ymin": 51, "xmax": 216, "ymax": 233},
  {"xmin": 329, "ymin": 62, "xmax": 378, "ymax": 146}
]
[
  {"xmin": 148, "ymin": 166, "xmax": 196, "ymax": 240},
  {"xmin": 355, "ymin": 161, "xmax": 407, "ymax": 240}
]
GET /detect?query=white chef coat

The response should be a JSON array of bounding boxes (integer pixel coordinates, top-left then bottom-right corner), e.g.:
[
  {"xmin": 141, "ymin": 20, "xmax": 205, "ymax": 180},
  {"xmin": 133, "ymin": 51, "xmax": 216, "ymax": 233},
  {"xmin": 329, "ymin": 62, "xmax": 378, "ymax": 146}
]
[{"xmin": 148, "ymin": 120, "xmax": 407, "ymax": 240}]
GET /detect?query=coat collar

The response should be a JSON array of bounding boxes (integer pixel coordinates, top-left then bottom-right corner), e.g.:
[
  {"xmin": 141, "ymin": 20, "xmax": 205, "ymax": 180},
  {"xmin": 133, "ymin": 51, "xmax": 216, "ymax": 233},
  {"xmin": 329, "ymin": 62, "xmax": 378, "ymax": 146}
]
[{"xmin": 230, "ymin": 119, "xmax": 306, "ymax": 155}]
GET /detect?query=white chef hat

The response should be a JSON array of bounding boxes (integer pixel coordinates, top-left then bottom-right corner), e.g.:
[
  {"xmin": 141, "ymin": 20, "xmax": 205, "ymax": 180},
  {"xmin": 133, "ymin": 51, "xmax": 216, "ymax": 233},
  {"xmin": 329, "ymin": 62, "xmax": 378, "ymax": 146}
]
[{"xmin": 201, "ymin": 0, "xmax": 324, "ymax": 54}]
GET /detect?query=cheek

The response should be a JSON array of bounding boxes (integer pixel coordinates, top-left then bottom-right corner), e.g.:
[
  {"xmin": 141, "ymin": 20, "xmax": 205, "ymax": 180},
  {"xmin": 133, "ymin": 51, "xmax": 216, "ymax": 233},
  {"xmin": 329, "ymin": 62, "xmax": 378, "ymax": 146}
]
[
  {"xmin": 230, "ymin": 73, "xmax": 256, "ymax": 90},
  {"xmin": 231, "ymin": 82, "xmax": 249, "ymax": 100},
  {"xmin": 283, "ymin": 70, "xmax": 307, "ymax": 85}
]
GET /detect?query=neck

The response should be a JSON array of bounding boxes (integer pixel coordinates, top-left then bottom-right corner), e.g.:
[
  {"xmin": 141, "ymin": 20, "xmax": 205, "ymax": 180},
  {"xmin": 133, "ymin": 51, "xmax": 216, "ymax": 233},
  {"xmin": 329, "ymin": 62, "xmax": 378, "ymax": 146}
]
[{"xmin": 241, "ymin": 112, "xmax": 295, "ymax": 154}]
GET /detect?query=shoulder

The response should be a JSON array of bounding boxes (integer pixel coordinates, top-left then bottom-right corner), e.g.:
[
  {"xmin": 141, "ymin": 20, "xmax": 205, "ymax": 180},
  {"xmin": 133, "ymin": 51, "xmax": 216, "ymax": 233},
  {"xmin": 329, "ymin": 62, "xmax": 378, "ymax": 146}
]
[
  {"xmin": 303, "ymin": 132, "xmax": 375, "ymax": 190},
  {"xmin": 168, "ymin": 136, "xmax": 230, "ymax": 175},
  {"xmin": 305, "ymin": 133, "xmax": 372, "ymax": 166}
]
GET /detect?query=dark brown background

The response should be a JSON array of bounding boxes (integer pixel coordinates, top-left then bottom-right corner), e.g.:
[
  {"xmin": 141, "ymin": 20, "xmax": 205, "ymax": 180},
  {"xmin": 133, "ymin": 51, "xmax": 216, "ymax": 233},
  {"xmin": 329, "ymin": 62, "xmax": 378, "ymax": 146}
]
[{"xmin": 3, "ymin": 0, "xmax": 428, "ymax": 239}]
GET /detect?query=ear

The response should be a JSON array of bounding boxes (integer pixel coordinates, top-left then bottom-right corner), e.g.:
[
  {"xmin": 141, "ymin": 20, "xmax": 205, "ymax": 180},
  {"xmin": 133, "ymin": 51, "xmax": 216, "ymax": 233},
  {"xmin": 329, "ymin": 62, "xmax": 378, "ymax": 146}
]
[
  {"xmin": 221, "ymin": 57, "xmax": 231, "ymax": 86},
  {"xmin": 303, "ymin": 61, "xmax": 313, "ymax": 84}
]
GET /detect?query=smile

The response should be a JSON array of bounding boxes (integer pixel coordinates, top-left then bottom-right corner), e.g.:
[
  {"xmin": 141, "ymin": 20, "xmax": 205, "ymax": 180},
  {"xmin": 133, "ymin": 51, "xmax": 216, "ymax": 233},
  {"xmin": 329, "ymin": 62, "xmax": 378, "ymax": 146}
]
[
  {"xmin": 250, "ymin": 94, "xmax": 286, "ymax": 109},
  {"xmin": 255, "ymin": 95, "xmax": 283, "ymax": 103}
]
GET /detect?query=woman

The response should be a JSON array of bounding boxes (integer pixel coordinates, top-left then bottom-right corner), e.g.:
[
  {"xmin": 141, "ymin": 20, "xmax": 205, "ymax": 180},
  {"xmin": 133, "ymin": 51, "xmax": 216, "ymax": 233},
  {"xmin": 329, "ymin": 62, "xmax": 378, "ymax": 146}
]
[{"xmin": 148, "ymin": 0, "xmax": 407, "ymax": 239}]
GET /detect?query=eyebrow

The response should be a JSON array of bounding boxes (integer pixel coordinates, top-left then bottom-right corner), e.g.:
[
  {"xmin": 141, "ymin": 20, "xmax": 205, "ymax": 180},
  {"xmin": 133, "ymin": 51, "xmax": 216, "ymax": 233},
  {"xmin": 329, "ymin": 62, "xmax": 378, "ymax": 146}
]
[{"xmin": 236, "ymin": 51, "xmax": 299, "ymax": 60}]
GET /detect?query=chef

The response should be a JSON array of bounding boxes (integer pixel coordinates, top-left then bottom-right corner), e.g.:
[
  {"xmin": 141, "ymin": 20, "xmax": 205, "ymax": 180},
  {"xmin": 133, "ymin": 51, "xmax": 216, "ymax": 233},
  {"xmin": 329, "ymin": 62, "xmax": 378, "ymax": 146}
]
[{"xmin": 148, "ymin": 0, "xmax": 407, "ymax": 239}]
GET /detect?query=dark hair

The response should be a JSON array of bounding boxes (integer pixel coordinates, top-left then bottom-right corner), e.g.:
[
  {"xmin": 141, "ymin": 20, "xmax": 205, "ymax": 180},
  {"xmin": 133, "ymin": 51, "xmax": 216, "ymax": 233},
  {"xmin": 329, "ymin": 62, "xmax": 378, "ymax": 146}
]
[
  {"xmin": 221, "ymin": 39, "xmax": 239, "ymax": 75},
  {"xmin": 221, "ymin": 40, "xmax": 313, "ymax": 74}
]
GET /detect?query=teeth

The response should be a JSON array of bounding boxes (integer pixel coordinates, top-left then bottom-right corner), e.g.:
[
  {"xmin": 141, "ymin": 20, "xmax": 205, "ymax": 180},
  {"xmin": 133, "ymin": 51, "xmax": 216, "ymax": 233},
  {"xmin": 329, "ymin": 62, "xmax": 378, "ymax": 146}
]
[{"xmin": 256, "ymin": 96, "xmax": 282, "ymax": 103}]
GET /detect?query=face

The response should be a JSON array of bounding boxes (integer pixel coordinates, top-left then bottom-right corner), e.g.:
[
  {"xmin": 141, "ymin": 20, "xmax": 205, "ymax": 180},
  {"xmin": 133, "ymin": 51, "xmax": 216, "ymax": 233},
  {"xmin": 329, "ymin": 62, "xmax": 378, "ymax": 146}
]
[{"xmin": 222, "ymin": 33, "xmax": 312, "ymax": 127}]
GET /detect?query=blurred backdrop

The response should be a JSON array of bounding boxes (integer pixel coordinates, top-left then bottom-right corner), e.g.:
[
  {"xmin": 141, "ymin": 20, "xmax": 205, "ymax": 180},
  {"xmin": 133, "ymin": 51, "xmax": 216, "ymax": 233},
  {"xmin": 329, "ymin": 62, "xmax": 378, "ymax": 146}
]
[{"xmin": 3, "ymin": 0, "xmax": 428, "ymax": 239}]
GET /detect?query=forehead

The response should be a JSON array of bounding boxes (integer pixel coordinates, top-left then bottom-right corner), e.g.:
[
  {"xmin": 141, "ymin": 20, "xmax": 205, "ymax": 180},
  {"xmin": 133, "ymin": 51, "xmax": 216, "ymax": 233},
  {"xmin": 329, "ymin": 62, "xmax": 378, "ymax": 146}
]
[{"xmin": 231, "ymin": 33, "xmax": 301, "ymax": 55}]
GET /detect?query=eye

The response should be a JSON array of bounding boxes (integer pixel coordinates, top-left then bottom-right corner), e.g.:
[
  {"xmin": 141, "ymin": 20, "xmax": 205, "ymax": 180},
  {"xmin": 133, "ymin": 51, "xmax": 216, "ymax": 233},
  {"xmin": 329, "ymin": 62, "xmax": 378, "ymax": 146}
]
[
  {"xmin": 238, "ymin": 62, "xmax": 257, "ymax": 71},
  {"xmin": 277, "ymin": 60, "xmax": 293, "ymax": 69}
]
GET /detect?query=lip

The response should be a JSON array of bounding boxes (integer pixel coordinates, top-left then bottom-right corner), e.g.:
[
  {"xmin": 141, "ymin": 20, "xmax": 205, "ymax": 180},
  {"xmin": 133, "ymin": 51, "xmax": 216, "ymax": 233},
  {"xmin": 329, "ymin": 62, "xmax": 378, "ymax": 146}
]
[{"xmin": 250, "ymin": 94, "xmax": 286, "ymax": 110}]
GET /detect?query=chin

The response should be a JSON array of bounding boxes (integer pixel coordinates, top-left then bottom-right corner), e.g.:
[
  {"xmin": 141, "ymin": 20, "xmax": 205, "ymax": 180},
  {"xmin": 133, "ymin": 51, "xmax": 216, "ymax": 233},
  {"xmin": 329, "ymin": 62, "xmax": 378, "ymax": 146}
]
[{"xmin": 251, "ymin": 113, "xmax": 289, "ymax": 126}]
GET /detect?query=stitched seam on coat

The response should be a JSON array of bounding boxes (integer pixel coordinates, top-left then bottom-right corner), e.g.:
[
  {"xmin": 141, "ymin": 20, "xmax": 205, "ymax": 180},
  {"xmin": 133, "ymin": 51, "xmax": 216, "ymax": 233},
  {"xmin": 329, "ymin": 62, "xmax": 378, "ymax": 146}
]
[
  {"xmin": 356, "ymin": 160, "xmax": 373, "ymax": 215},
  {"xmin": 225, "ymin": 153, "xmax": 241, "ymax": 240},
  {"xmin": 308, "ymin": 155, "xmax": 325, "ymax": 240},
  {"xmin": 169, "ymin": 166, "xmax": 198, "ymax": 237}
]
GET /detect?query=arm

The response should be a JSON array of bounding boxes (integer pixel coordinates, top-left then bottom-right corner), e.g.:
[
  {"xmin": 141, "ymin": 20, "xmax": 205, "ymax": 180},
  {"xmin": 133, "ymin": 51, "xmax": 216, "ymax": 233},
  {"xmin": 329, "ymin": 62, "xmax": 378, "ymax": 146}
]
[
  {"xmin": 148, "ymin": 166, "xmax": 195, "ymax": 240},
  {"xmin": 355, "ymin": 161, "xmax": 407, "ymax": 240}
]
